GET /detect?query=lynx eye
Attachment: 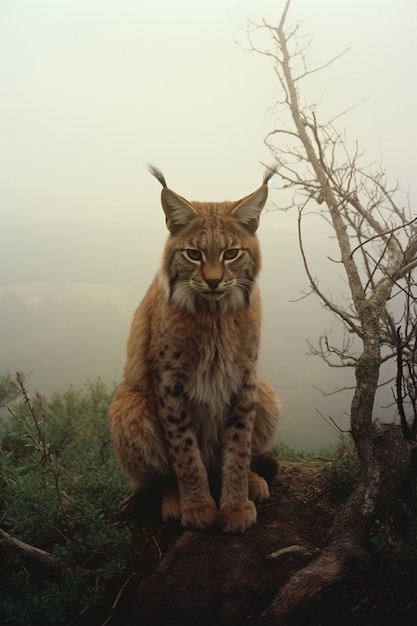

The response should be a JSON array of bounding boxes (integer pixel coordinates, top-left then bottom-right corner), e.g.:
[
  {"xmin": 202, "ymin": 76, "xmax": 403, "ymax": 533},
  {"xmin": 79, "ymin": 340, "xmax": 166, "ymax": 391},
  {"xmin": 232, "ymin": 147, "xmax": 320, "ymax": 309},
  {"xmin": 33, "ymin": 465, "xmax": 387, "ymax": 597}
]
[
  {"xmin": 185, "ymin": 248, "xmax": 203, "ymax": 262},
  {"xmin": 223, "ymin": 248, "xmax": 240, "ymax": 261}
]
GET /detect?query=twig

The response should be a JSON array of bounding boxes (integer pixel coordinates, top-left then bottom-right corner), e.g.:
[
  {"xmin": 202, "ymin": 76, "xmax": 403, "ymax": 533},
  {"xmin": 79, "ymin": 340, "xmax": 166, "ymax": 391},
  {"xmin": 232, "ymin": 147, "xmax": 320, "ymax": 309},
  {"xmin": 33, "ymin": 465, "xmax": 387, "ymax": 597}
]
[
  {"xmin": 0, "ymin": 527, "xmax": 61, "ymax": 571},
  {"xmin": 0, "ymin": 527, "xmax": 95, "ymax": 578},
  {"xmin": 8, "ymin": 373, "xmax": 72, "ymax": 535},
  {"xmin": 153, "ymin": 535, "xmax": 162, "ymax": 561},
  {"xmin": 100, "ymin": 573, "xmax": 135, "ymax": 626},
  {"xmin": 269, "ymin": 544, "xmax": 319, "ymax": 560}
]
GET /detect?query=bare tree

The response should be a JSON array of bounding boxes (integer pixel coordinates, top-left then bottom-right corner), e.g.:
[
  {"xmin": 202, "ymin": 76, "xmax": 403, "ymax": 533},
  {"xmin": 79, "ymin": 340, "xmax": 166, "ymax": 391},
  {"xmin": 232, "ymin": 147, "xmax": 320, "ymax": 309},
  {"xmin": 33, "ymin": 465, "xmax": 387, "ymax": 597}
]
[
  {"xmin": 243, "ymin": 0, "xmax": 417, "ymax": 620},
  {"xmin": 394, "ymin": 278, "xmax": 417, "ymax": 442}
]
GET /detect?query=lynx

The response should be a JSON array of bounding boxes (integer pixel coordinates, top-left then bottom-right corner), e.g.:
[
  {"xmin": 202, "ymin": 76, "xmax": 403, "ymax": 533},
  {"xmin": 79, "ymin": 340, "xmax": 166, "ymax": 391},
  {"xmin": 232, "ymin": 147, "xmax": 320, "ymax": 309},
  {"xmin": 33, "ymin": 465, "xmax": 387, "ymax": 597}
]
[{"xmin": 109, "ymin": 165, "xmax": 280, "ymax": 533}]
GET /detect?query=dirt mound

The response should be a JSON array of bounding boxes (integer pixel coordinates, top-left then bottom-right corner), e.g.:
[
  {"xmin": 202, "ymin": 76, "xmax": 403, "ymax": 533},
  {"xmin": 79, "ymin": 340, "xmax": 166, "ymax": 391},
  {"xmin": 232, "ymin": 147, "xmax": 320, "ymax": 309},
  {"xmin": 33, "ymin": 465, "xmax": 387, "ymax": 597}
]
[{"xmin": 112, "ymin": 462, "xmax": 336, "ymax": 625}]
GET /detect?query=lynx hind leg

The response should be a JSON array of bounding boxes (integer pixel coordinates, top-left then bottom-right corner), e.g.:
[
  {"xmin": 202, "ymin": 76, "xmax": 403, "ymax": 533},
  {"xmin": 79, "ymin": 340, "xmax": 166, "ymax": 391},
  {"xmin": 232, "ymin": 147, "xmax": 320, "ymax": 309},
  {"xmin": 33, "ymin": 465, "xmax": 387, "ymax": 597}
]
[
  {"xmin": 248, "ymin": 379, "xmax": 280, "ymax": 502},
  {"xmin": 109, "ymin": 382, "xmax": 171, "ymax": 493},
  {"xmin": 248, "ymin": 470, "xmax": 270, "ymax": 502},
  {"xmin": 252, "ymin": 378, "xmax": 281, "ymax": 456},
  {"xmin": 161, "ymin": 487, "xmax": 181, "ymax": 522}
]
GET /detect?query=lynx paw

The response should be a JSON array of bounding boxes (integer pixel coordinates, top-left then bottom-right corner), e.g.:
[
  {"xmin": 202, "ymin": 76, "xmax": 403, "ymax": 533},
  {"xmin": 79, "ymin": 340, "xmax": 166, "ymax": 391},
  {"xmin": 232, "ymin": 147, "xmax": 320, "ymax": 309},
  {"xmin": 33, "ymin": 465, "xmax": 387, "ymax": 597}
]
[
  {"xmin": 248, "ymin": 472, "xmax": 270, "ymax": 502},
  {"xmin": 181, "ymin": 499, "xmax": 218, "ymax": 530},
  {"xmin": 218, "ymin": 500, "xmax": 257, "ymax": 534},
  {"xmin": 161, "ymin": 489, "xmax": 181, "ymax": 522}
]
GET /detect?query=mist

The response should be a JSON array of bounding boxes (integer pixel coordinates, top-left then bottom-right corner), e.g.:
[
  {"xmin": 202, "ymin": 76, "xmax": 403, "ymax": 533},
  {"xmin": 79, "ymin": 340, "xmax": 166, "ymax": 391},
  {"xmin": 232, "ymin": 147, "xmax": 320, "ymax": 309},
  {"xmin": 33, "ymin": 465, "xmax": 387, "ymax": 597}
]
[{"xmin": 1, "ymin": 0, "xmax": 416, "ymax": 452}]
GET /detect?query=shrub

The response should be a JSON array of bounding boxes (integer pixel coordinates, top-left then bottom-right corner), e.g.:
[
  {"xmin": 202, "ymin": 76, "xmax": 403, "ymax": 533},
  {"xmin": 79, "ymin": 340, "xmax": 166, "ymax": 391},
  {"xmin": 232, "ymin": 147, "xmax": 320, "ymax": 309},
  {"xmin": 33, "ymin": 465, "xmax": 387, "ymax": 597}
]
[
  {"xmin": 0, "ymin": 375, "xmax": 142, "ymax": 625},
  {"xmin": 321, "ymin": 436, "xmax": 359, "ymax": 501}
]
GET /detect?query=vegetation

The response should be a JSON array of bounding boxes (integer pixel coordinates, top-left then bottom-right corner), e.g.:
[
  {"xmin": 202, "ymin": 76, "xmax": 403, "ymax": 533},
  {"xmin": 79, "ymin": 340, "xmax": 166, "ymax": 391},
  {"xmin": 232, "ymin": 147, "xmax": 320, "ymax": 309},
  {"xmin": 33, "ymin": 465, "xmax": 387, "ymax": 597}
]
[
  {"xmin": 1, "ymin": 373, "xmax": 416, "ymax": 624},
  {"xmin": 310, "ymin": 495, "xmax": 417, "ymax": 625},
  {"xmin": 0, "ymin": 374, "xmax": 143, "ymax": 625}
]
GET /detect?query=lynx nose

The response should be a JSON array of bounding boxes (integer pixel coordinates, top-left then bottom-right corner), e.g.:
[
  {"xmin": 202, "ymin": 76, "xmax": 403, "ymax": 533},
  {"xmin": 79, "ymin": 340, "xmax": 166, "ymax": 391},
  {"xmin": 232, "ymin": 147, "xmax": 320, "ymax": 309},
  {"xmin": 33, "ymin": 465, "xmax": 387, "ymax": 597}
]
[{"xmin": 206, "ymin": 278, "xmax": 221, "ymax": 290}]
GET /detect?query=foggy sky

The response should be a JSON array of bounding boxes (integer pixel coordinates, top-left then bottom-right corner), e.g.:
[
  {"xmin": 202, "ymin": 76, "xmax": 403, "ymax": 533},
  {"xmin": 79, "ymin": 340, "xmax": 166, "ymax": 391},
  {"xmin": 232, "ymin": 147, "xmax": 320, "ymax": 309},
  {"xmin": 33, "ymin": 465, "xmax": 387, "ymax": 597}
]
[{"xmin": 1, "ymin": 0, "xmax": 416, "ymax": 451}]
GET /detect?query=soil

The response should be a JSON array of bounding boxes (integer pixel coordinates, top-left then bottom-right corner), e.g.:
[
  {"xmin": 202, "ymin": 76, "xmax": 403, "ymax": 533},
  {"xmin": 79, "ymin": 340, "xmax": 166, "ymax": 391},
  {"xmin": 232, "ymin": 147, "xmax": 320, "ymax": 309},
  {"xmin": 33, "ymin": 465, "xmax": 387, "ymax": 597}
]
[{"xmin": 109, "ymin": 461, "xmax": 339, "ymax": 625}]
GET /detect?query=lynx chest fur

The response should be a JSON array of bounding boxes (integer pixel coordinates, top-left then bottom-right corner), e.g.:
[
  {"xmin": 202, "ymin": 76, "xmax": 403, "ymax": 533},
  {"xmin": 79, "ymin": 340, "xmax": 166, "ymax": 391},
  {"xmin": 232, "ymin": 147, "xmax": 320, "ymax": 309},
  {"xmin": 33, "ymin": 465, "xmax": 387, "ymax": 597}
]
[{"xmin": 109, "ymin": 166, "xmax": 280, "ymax": 534}]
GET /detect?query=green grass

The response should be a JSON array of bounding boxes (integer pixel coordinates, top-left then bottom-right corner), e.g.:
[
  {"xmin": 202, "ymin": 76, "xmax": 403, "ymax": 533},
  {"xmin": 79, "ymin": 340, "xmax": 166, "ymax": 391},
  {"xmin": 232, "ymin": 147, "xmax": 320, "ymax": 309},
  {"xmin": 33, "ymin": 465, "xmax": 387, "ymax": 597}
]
[{"xmin": 0, "ymin": 374, "xmax": 141, "ymax": 625}]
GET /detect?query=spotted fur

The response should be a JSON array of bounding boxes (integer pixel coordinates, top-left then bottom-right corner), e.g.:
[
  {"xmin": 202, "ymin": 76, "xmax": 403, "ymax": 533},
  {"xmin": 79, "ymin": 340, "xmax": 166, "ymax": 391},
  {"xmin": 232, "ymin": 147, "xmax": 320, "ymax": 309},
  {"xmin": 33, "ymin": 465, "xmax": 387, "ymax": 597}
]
[{"xmin": 109, "ymin": 166, "xmax": 280, "ymax": 533}]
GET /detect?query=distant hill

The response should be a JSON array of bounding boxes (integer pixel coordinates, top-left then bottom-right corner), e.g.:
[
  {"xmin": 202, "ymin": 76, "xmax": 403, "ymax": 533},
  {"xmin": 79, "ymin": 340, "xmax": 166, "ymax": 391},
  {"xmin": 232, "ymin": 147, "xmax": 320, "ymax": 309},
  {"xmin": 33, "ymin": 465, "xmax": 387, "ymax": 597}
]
[
  {"xmin": 0, "ymin": 217, "xmax": 165, "ymax": 285},
  {"xmin": 0, "ymin": 281, "xmax": 139, "ymax": 395}
]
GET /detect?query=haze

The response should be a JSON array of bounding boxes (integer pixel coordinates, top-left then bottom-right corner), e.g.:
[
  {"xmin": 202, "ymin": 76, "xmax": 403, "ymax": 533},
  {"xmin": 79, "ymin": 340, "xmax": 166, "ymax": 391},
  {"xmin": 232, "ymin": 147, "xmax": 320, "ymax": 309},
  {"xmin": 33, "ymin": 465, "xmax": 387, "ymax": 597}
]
[{"xmin": 1, "ymin": 0, "xmax": 416, "ymax": 451}]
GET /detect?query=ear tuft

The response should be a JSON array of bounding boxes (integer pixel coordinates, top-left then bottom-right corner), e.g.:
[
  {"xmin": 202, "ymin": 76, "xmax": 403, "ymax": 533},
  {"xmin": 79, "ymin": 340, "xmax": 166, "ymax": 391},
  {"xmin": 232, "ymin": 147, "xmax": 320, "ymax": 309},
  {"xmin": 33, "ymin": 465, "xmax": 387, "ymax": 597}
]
[
  {"xmin": 147, "ymin": 163, "xmax": 168, "ymax": 188},
  {"xmin": 262, "ymin": 163, "xmax": 279, "ymax": 186},
  {"xmin": 161, "ymin": 189, "xmax": 198, "ymax": 235}
]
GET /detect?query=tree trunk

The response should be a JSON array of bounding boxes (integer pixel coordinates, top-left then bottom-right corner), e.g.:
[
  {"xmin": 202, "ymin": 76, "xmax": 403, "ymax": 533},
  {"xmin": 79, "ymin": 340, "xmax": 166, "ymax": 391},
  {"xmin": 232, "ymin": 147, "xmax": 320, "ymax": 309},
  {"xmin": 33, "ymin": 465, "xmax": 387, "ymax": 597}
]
[
  {"xmin": 262, "ymin": 424, "xmax": 411, "ymax": 622},
  {"xmin": 263, "ymin": 316, "xmax": 411, "ymax": 622}
]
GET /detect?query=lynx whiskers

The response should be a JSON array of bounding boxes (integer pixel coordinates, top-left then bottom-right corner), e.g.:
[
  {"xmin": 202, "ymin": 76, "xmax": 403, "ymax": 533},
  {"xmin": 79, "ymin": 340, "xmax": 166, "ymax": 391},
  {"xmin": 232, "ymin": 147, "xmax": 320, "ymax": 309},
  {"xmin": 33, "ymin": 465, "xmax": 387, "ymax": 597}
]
[{"xmin": 109, "ymin": 164, "xmax": 280, "ymax": 533}]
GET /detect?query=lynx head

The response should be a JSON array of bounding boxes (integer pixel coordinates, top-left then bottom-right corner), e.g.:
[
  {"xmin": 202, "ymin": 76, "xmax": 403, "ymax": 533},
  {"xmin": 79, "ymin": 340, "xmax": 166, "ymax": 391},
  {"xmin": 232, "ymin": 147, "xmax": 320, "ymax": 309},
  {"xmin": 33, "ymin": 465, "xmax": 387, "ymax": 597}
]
[{"xmin": 148, "ymin": 164, "xmax": 276, "ymax": 314}]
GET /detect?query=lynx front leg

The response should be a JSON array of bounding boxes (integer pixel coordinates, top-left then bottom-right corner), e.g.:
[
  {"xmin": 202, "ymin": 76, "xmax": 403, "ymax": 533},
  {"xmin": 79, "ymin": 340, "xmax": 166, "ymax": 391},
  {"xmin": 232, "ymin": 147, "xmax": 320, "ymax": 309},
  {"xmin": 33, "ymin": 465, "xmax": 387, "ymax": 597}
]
[
  {"xmin": 162, "ymin": 482, "xmax": 217, "ymax": 530},
  {"xmin": 217, "ymin": 468, "xmax": 270, "ymax": 532},
  {"xmin": 218, "ymin": 387, "xmax": 258, "ymax": 534},
  {"xmin": 160, "ymin": 384, "xmax": 217, "ymax": 530}
]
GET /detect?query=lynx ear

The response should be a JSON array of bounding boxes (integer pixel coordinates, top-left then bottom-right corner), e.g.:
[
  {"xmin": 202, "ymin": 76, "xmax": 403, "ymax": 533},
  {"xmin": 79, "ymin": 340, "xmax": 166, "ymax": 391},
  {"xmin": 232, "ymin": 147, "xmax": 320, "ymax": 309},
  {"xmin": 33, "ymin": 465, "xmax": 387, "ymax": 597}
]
[
  {"xmin": 147, "ymin": 163, "xmax": 198, "ymax": 235},
  {"xmin": 231, "ymin": 185, "xmax": 268, "ymax": 234},
  {"xmin": 161, "ymin": 188, "xmax": 198, "ymax": 235}
]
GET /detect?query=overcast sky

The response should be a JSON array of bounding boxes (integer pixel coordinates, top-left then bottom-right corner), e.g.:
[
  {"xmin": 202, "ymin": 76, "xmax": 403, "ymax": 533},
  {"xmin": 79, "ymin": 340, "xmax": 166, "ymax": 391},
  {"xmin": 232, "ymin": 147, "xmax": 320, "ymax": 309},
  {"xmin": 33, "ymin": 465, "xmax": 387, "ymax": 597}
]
[{"xmin": 1, "ymin": 0, "xmax": 416, "ymax": 451}]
